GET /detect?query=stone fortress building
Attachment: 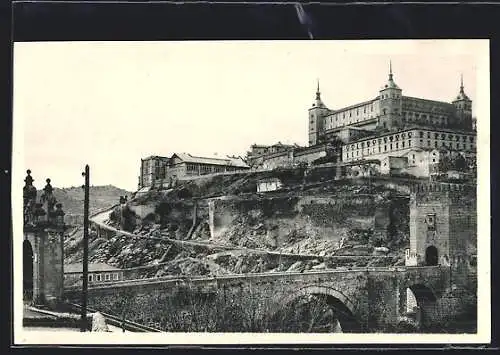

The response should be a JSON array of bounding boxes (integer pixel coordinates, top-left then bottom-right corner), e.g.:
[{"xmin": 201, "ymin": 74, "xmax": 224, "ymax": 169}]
[
  {"xmin": 248, "ymin": 62, "xmax": 476, "ymax": 178},
  {"xmin": 139, "ymin": 62, "xmax": 477, "ymax": 189}
]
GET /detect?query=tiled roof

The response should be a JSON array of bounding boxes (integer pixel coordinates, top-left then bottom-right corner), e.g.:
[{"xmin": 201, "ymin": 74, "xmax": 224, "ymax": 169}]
[
  {"xmin": 172, "ymin": 153, "xmax": 249, "ymax": 168},
  {"xmin": 64, "ymin": 263, "xmax": 121, "ymax": 273}
]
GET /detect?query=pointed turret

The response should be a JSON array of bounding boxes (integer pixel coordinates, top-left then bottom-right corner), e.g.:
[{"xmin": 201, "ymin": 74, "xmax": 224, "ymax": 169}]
[
  {"xmin": 313, "ymin": 79, "xmax": 325, "ymax": 108},
  {"xmin": 452, "ymin": 73, "xmax": 472, "ymax": 130},
  {"xmin": 378, "ymin": 61, "xmax": 403, "ymax": 131},
  {"xmin": 455, "ymin": 73, "xmax": 470, "ymax": 101},
  {"xmin": 308, "ymin": 78, "xmax": 329, "ymax": 146},
  {"xmin": 384, "ymin": 60, "xmax": 399, "ymax": 89}
]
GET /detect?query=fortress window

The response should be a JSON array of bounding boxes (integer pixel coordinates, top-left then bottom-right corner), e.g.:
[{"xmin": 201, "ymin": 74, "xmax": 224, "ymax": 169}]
[
  {"xmin": 435, "ymin": 133, "xmax": 439, "ymax": 139},
  {"xmin": 402, "ymin": 141, "xmax": 405, "ymax": 148},
  {"xmin": 441, "ymin": 134, "xmax": 445, "ymax": 139},
  {"xmin": 395, "ymin": 134, "xmax": 399, "ymax": 140},
  {"xmin": 378, "ymin": 147, "xmax": 381, "ymax": 152},
  {"xmin": 384, "ymin": 145, "xmax": 387, "ymax": 152},
  {"xmin": 402, "ymin": 133, "xmax": 406, "ymax": 138},
  {"xmin": 427, "ymin": 132, "xmax": 431, "ymax": 138},
  {"xmin": 419, "ymin": 131, "xmax": 424, "ymax": 138},
  {"xmin": 435, "ymin": 141, "xmax": 438, "ymax": 148},
  {"xmin": 426, "ymin": 214, "xmax": 436, "ymax": 231},
  {"xmin": 390, "ymin": 144, "xmax": 393, "ymax": 150},
  {"xmin": 396, "ymin": 142, "xmax": 399, "ymax": 149},
  {"xmin": 408, "ymin": 140, "xmax": 412, "ymax": 146},
  {"xmin": 88, "ymin": 274, "xmax": 93, "ymax": 282},
  {"xmin": 469, "ymin": 137, "xmax": 474, "ymax": 143}
]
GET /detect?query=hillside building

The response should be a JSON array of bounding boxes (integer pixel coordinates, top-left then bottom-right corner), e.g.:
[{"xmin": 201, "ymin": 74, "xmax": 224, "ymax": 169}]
[
  {"xmin": 64, "ymin": 263, "xmax": 123, "ymax": 285},
  {"xmin": 138, "ymin": 153, "xmax": 250, "ymax": 189}
]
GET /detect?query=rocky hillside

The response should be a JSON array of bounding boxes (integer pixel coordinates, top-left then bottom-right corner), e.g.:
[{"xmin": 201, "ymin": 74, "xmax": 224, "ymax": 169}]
[{"xmin": 64, "ymin": 168, "xmax": 412, "ymax": 278}]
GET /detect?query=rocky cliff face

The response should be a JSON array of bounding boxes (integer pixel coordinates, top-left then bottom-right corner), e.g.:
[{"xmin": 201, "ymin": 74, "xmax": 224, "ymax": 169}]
[{"xmin": 65, "ymin": 168, "xmax": 411, "ymax": 277}]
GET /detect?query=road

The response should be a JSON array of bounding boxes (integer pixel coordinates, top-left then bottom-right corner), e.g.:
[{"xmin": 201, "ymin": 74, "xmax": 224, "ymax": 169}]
[{"xmin": 89, "ymin": 206, "xmax": 394, "ymax": 260}]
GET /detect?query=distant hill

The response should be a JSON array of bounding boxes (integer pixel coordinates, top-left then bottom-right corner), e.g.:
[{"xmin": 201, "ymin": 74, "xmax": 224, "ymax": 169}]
[{"xmin": 38, "ymin": 185, "xmax": 131, "ymax": 217}]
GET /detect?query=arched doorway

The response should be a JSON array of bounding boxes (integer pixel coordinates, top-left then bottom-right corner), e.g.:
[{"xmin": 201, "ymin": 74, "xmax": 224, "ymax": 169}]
[
  {"xmin": 425, "ymin": 245, "xmax": 438, "ymax": 266},
  {"xmin": 23, "ymin": 240, "xmax": 34, "ymax": 302}
]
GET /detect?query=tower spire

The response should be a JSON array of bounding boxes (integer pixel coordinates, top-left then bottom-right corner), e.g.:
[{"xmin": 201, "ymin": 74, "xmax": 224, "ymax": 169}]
[
  {"xmin": 460, "ymin": 73, "xmax": 464, "ymax": 93},
  {"xmin": 389, "ymin": 60, "xmax": 393, "ymax": 81},
  {"xmin": 316, "ymin": 78, "xmax": 321, "ymax": 100}
]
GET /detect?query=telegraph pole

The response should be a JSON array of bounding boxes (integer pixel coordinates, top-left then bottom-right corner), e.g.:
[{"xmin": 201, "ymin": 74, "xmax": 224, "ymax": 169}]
[{"xmin": 81, "ymin": 165, "xmax": 90, "ymax": 332}]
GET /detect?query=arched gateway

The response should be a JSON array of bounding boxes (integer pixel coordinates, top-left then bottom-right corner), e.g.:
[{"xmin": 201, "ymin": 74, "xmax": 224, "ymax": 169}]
[{"xmin": 23, "ymin": 170, "xmax": 67, "ymax": 307}]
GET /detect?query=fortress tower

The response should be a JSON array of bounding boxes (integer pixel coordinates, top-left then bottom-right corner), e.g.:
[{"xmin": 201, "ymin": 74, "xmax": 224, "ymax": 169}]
[
  {"xmin": 23, "ymin": 170, "xmax": 67, "ymax": 308},
  {"xmin": 452, "ymin": 74, "xmax": 473, "ymax": 130},
  {"xmin": 378, "ymin": 61, "xmax": 403, "ymax": 131},
  {"xmin": 308, "ymin": 80, "xmax": 329, "ymax": 146},
  {"xmin": 406, "ymin": 183, "xmax": 477, "ymax": 289}
]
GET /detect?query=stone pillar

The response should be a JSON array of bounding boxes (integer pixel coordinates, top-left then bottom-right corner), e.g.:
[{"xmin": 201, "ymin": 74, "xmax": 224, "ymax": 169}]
[
  {"xmin": 208, "ymin": 200, "xmax": 215, "ymax": 239},
  {"xmin": 34, "ymin": 233, "xmax": 46, "ymax": 305},
  {"xmin": 192, "ymin": 202, "xmax": 198, "ymax": 227}
]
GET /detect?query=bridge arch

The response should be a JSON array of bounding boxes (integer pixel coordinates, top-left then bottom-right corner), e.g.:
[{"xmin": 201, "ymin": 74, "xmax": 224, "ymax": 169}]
[
  {"xmin": 282, "ymin": 285, "xmax": 357, "ymax": 315},
  {"xmin": 401, "ymin": 282, "xmax": 438, "ymax": 329},
  {"xmin": 271, "ymin": 285, "xmax": 361, "ymax": 332}
]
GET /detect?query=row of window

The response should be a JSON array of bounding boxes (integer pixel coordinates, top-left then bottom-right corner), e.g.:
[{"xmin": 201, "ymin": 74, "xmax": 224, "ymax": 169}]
[
  {"xmin": 380, "ymin": 93, "xmax": 401, "ymax": 99},
  {"xmin": 345, "ymin": 131, "xmax": 474, "ymax": 150},
  {"xmin": 403, "ymin": 100, "xmax": 451, "ymax": 113},
  {"xmin": 186, "ymin": 163, "xmax": 242, "ymax": 174},
  {"xmin": 88, "ymin": 272, "xmax": 121, "ymax": 282},
  {"xmin": 345, "ymin": 139, "xmax": 475, "ymax": 159}
]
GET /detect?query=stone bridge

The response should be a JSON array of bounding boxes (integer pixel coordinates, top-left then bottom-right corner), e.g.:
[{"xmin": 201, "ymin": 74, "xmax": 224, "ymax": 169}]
[{"xmin": 65, "ymin": 266, "xmax": 460, "ymax": 332}]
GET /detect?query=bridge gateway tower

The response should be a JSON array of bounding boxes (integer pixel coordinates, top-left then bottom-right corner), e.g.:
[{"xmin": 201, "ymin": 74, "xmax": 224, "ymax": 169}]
[
  {"xmin": 406, "ymin": 182, "xmax": 477, "ymax": 288},
  {"xmin": 23, "ymin": 170, "xmax": 67, "ymax": 308}
]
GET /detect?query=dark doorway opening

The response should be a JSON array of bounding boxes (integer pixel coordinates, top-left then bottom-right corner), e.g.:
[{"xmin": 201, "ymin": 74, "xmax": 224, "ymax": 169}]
[
  {"xmin": 425, "ymin": 245, "xmax": 438, "ymax": 266},
  {"xmin": 23, "ymin": 240, "xmax": 34, "ymax": 302}
]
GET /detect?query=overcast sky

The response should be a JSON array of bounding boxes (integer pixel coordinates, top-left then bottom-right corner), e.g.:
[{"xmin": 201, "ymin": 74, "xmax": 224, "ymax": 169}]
[{"xmin": 14, "ymin": 40, "xmax": 488, "ymax": 191}]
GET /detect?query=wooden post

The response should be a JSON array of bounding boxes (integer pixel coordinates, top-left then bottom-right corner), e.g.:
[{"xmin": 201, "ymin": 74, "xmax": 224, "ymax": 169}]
[{"xmin": 81, "ymin": 165, "xmax": 90, "ymax": 332}]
